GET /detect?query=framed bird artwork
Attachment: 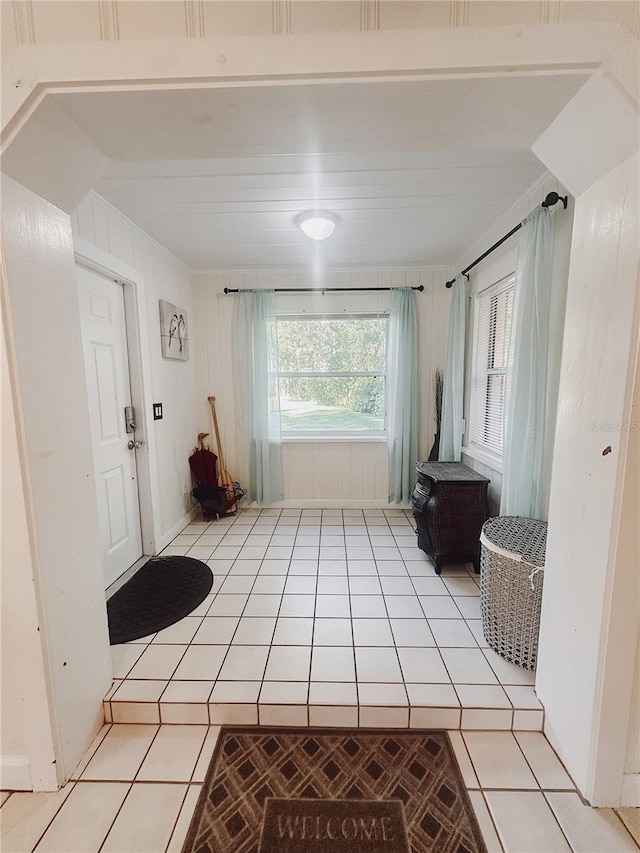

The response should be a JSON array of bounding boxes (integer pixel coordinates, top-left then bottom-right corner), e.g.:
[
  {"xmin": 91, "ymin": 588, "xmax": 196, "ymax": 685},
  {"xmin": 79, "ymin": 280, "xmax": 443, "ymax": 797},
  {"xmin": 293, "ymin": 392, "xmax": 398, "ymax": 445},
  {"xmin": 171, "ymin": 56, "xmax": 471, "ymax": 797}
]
[{"xmin": 159, "ymin": 299, "xmax": 189, "ymax": 360}]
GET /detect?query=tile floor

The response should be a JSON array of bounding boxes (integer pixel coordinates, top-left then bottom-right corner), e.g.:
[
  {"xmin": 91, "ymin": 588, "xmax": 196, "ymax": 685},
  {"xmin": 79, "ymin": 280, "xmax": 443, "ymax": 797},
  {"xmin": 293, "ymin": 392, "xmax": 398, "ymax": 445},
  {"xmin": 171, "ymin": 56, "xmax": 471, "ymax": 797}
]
[
  {"xmin": 2, "ymin": 507, "xmax": 639, "ymax": 852},
  {"xmin": 2, "ymin": 725, "xmax": 639, "ymax": 852},
  {"xmin": 106, "ymin": 507, "xmax": 544, "ymax": 730}
]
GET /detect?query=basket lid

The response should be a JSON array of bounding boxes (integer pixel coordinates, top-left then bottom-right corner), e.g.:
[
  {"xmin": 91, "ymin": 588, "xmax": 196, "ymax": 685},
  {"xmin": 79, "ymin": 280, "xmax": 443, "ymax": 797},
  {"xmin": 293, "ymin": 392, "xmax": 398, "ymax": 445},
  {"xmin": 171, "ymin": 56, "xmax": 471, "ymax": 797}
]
[{"xmin": 480, "ymin": 516, "xmax": 547, "ymax": 567}]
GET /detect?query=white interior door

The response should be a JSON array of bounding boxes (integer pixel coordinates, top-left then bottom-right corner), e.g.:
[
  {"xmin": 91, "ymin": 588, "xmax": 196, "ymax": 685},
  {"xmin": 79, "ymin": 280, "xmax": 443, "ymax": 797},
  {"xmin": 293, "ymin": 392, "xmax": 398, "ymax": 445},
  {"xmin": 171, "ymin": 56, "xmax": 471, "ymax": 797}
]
[{"xmin": 77, "ymin": 264, "xmax": 143, "ymax": 588}]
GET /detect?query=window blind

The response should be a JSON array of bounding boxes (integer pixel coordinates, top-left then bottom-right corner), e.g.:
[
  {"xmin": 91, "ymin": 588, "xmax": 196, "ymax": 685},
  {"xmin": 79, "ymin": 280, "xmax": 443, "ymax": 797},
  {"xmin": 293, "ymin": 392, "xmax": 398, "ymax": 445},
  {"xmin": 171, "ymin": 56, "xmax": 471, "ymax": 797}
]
[{"xmin": 470, "ymin": 274, "xmax": 515, "ymax": 457}]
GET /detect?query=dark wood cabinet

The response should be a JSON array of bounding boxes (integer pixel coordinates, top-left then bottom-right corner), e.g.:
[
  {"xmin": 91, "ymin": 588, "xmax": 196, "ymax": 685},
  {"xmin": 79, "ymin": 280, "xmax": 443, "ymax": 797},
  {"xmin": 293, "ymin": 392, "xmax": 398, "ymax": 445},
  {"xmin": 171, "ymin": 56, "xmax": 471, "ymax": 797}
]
[{"xmin": 411, "ymin": 461, "xmax": 489, "ymax": 574}]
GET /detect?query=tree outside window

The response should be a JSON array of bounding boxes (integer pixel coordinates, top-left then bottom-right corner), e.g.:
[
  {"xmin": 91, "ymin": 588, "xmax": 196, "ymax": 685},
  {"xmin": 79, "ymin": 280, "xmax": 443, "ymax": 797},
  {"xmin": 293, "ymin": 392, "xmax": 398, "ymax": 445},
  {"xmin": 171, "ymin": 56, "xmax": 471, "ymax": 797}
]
[{"xmin": 275, "ymin": 315, "xmax": 388, "ymax": 435}]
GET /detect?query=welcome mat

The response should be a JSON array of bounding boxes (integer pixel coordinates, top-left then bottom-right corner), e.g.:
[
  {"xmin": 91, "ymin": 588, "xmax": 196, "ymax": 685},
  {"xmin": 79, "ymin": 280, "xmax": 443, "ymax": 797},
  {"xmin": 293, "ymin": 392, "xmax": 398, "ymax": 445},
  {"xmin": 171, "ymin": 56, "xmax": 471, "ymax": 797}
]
[
  {"xmin": 107, "ymin": 556, "xmax": 212, "ymax": 645},
  {"xmin": 182, "ymin": 727, "xmax": 487, "ymax": 853}
]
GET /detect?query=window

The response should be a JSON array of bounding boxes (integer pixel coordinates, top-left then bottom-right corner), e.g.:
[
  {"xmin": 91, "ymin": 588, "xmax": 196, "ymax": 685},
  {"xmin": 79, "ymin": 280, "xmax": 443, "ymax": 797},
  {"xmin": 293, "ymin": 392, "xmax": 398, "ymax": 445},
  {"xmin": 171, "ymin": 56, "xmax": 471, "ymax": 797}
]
[
  {"xmin": 275, "ymin": 314, "xmax": 388, "ymax": 436},
  {"xmin": 469, "ymin": 273, "xmax": 515, "ymax": 458}
]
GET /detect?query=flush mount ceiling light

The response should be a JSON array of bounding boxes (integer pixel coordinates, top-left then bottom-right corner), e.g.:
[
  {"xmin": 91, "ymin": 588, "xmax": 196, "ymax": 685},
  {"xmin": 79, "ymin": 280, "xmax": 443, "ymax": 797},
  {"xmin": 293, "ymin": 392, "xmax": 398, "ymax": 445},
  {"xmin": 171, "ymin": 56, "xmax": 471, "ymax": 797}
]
[{"xmin": 295, "ymin": 211, "xmax": 338, "ymax": 241}]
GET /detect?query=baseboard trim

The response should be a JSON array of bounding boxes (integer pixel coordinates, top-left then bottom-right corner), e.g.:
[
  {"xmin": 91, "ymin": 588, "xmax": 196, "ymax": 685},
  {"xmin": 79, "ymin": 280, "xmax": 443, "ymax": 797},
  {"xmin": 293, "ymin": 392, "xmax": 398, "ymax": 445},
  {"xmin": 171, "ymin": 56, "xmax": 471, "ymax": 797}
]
[
  {"xmin": 246, "ymin": 500, "xmax": 412, "ymax": 510},
  {"xmin": 0, "ymin": 755, "xmax": 32, "ymax": 791},
  {"xmin": 620, "ymin": 773, "xmax": 640, "ymax": 806},
  {"xmin": 157, "ymin": 507, "xmax": 200, "ymax": 552}
]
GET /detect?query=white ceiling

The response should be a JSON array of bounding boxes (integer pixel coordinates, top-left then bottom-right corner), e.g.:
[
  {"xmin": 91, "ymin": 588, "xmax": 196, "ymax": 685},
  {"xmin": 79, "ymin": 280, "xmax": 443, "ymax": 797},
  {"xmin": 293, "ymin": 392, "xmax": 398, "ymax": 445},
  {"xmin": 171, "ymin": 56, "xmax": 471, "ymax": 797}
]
[{"xmin": 55, "ymin": 74, "xmax": 588, "ymax": 270}]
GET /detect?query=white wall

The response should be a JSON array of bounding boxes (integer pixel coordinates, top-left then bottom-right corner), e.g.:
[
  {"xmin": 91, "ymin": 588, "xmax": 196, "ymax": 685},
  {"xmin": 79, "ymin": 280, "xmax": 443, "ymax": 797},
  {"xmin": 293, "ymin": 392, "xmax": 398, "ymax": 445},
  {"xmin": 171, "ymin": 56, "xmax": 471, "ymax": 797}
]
[
  {"xmin": 1, "ymin": 176, "xmax": 111, "ymax": 786},
  {"xmin": 0, "ymin": 95, "xmax": 109, "ymax": 214},
  {"xmin": 0, "ymin": 300, "xmax": 58, "ymax": 791},
  {"xmin": 621, "ymin": 347, "xmax": 640, "ymax": 805},
  {"xmin": 527, "ymin": 63, "xmax": 640, "ymax": 804},
  {"xmin": 192, "ymin": 267, "xmax": 449, "ymax": 505},
  {"xmin": 71, "ymin": 192, "xmax": 199, "ymax": 548},
  {"xmin": 536, "ymin": 152, "xmax": 640, "ymax": 803}
]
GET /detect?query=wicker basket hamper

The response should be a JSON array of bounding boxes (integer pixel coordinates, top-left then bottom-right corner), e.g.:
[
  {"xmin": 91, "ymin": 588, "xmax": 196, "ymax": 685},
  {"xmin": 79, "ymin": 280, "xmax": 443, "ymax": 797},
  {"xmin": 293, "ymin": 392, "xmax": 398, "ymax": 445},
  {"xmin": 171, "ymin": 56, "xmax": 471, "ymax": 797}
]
[{"xmin": 480, "ymin": 516, "xmax": 547, "ymax": 670}]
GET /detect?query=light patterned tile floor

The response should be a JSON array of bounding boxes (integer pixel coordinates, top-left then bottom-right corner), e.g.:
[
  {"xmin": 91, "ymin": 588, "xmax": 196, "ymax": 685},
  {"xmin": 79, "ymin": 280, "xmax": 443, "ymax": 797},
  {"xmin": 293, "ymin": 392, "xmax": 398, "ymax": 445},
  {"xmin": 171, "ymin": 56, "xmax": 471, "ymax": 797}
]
[
  {"xmin": 2, "ymin": 727, "xmax": 638, "ymax": 853},
  {"xmin": 105, "ymin": 507, "xmax": 545, "ymax": 730},
  {"xmin": 2, "ymin": 509, "xmax": 638, "ymax": 852}
]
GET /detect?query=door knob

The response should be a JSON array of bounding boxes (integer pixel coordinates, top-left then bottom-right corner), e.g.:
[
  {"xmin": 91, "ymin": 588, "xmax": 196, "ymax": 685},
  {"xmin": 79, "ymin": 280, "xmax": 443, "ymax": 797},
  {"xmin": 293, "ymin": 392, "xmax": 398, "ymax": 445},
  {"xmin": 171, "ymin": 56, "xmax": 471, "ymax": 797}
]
[{"xmin": 127, "ymin": 438, "xmax": 145, "ymax": 450}]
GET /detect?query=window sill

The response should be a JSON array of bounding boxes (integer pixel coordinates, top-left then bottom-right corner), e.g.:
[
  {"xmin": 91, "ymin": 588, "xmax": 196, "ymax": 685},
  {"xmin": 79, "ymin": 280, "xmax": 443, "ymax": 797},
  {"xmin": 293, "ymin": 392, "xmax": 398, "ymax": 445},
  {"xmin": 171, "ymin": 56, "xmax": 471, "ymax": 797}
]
[
  {"xmin": 282, "ymin": 435, "xmax": 387, "ymax": 444},
  {"xmin": 461, "ymin": 444, "xmax": 504, "ymax": 473}
]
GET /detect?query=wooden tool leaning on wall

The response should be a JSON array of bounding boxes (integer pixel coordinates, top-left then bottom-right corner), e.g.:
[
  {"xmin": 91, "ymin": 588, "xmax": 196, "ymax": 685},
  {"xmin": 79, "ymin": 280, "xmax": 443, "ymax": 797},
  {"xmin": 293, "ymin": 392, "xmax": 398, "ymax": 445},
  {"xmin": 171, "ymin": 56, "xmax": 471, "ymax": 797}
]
[{"xmin": 207, "ymin": 396, "xmax": 236, "ymax": 512}]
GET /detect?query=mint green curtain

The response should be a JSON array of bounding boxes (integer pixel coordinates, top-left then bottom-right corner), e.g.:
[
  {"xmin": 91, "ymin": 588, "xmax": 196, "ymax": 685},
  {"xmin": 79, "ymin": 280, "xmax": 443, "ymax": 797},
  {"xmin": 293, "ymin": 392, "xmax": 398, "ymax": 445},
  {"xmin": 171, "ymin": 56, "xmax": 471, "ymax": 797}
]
[
  {"xmin": 388, "ymin": 288, "xmax": 419, "ymax": 503},
  {"xmin": 236, "ymin": 290, "xmax": 283, "ymax": 505},
  {"xmin": 501, "ymin": 207, "xmax": 554, "ymax": 518},
  {"xmin": 439, "ymin": 275, "xmax": 467, "ymax": 462}
]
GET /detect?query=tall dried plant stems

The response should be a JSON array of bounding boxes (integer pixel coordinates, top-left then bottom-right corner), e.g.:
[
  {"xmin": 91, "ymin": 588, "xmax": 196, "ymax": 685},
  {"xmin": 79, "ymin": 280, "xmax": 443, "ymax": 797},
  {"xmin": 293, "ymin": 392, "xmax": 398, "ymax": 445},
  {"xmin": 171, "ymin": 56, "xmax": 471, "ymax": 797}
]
[{"xmin": 435, "ymin": 369, "xmax": 443, "ymax": 428}]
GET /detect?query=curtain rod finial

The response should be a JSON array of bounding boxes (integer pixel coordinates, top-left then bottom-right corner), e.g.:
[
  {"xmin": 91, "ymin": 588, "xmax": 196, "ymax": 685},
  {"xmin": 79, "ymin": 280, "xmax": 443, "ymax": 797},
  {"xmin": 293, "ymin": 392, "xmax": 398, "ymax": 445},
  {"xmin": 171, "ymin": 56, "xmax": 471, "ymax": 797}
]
[
  {"xmin": 445, "ymin": 279, "xmax": 455, "ymax": 288},
  {"xmin": 542, "ymin": 191, "xmax": 568, "ymax": 210}
]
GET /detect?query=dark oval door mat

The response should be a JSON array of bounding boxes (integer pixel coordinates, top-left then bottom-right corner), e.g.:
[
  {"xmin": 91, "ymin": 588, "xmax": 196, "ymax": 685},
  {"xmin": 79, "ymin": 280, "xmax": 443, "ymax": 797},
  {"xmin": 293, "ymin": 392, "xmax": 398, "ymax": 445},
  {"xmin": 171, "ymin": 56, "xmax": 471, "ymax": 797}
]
[
  {"xmin": 107, "ymin": 555, "xmax": 213, "ymax": 645},
  {"xmin": 182, "ymin": 727, "xmax": 488, "ymax": 853}
]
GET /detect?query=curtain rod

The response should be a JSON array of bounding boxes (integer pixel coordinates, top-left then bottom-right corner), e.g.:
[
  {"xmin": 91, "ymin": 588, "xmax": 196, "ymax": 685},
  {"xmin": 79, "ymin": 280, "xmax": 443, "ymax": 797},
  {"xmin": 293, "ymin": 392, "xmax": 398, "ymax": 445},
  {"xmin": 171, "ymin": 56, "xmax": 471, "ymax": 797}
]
[
  {"xmin": 223, "ymin": 285, "xmax": 424, "ymax": 294},
  {"xmin": 445, "ymin": 191, "xmax": 568, "ymax": 288}
]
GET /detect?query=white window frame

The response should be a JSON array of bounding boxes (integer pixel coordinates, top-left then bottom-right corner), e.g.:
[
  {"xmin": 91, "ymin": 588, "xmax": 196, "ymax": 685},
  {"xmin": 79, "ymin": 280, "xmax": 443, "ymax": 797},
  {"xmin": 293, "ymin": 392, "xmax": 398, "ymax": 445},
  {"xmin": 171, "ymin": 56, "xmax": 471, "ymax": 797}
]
[
  {"xmin": 467, "ymin": 272, "xmax": 515, "ymax": 467},
  {"xmin": 275, "ymin": 312, "xmax": 389, "ymax": 441}
]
